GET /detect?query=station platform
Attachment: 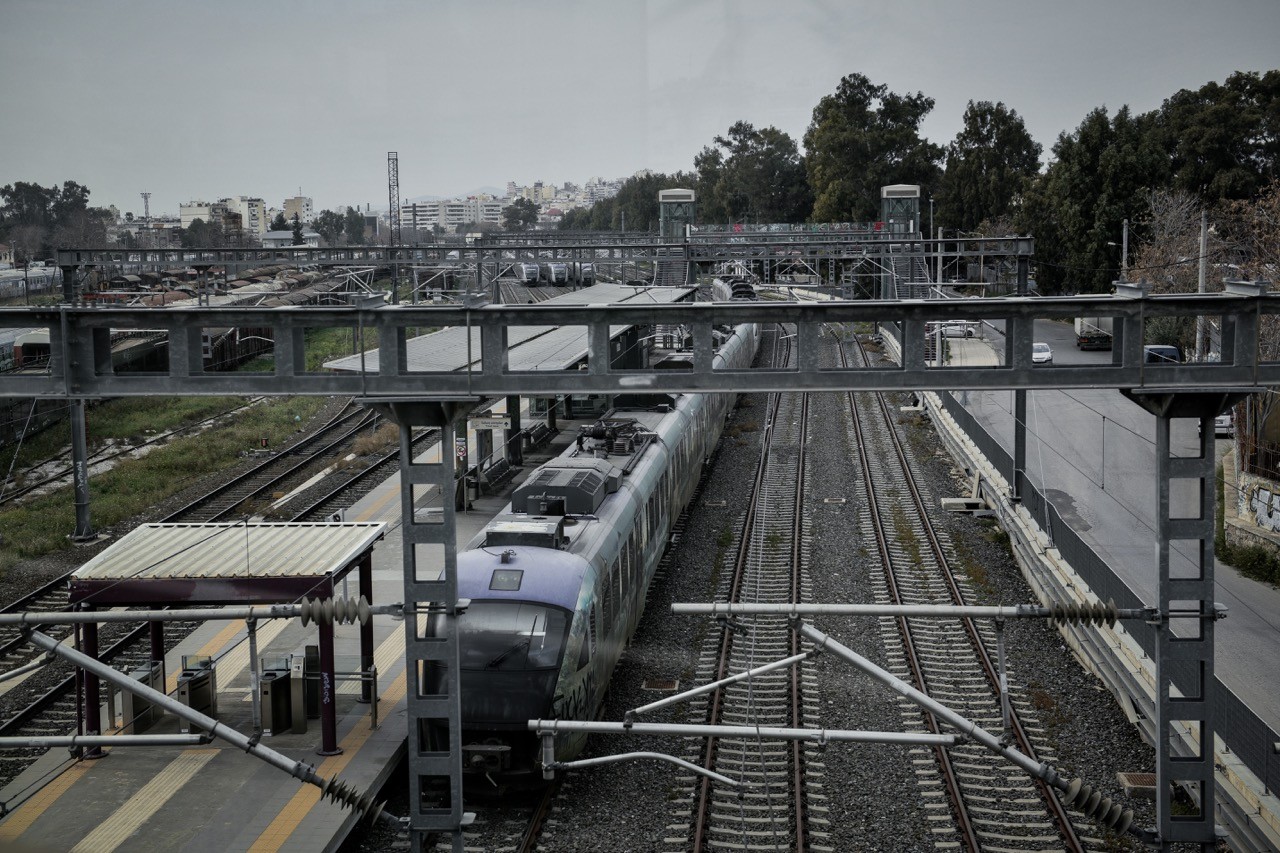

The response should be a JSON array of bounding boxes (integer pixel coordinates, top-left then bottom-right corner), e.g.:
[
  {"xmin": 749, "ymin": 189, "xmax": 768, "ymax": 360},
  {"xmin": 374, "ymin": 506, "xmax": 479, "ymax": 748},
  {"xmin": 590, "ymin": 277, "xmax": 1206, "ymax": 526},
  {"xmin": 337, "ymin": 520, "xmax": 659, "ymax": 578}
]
[{"xmin": 0, "ymin": 419, "xmax": 579, "ymax": 852}]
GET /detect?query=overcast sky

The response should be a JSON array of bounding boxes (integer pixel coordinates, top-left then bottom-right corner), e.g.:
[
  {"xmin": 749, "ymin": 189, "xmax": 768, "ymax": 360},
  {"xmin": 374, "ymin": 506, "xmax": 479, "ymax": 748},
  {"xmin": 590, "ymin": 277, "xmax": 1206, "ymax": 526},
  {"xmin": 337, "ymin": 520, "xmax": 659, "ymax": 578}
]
[{"xmin": 3, "ymin": 0, "xmax": 1277, "ymax": 218}]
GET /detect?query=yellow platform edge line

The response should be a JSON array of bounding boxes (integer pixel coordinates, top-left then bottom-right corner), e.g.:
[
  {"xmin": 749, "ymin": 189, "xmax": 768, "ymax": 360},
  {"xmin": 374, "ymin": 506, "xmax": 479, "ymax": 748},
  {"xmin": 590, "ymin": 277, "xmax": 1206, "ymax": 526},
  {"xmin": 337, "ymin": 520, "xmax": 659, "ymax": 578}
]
[
  {"xmin": 248, "ymin": 672, "xmax": 408, "ymax": 853},
  {"xmin": 0, "ymin": 755, "xmax": 97, "ymax": 842}
]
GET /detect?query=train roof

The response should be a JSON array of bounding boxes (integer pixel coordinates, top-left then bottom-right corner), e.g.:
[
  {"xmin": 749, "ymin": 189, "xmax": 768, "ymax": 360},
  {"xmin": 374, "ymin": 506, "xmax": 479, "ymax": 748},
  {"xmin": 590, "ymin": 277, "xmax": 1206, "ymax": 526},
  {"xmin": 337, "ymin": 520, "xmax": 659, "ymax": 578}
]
[{"xmin": 456, "ymin": 545, "xmax": 589, "ymax": 611}]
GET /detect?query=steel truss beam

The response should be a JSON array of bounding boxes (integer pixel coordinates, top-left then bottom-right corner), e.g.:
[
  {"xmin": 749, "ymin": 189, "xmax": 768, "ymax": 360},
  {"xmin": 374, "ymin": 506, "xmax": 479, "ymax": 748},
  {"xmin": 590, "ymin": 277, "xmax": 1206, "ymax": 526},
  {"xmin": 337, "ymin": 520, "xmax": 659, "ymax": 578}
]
[
  {"xmin": 1, "ymin": 286, "xmax": 1275, "ymax": 400},
  {"xmin": 54, "ymin": 235, "xmax": 1031, "ymax": 273}
]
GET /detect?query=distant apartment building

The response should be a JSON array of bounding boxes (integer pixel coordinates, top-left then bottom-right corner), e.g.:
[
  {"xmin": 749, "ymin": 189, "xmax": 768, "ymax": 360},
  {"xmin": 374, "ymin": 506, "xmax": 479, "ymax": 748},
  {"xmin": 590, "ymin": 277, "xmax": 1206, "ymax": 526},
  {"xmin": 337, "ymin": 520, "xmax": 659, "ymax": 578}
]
[
  {"xmin": 401, "ymin": 196, "xmax": 506, "ymax": 232},
  {"xmin": 283, "ymin": 195, "xmax": 314, "ymax": 223},
  {"xmin": 221, "ymin": 196, "xmax": 268, "ymax": 235},
  {"xmin": 179, "ymin": 200, "xmax": 229, "ymax": 229}
]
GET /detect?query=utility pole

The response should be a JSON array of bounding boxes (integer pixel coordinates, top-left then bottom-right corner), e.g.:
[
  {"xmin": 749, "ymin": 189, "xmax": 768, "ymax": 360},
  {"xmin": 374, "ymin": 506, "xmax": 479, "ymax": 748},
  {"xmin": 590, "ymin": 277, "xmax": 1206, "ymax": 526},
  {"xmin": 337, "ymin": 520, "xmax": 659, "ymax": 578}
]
[
  {"xmin": 1121, "ymin": 218, "xmax": 1129, "ymax": 282},
  {"xmin": 1196, "ymin": 210, "xmax": 1208, "ymax": 361}
]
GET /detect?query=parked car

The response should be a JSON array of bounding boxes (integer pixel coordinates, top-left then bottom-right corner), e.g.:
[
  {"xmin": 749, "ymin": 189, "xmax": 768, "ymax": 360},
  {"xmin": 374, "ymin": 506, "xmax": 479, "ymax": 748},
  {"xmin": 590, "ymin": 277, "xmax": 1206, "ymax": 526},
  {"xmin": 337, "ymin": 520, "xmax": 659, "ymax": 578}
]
[
  {"xmin": 926, "ymin": 321, "xmax": 977, "ymax": 338},
  {"xmin": 1215, "ymin": 412, "xmax": 1235, "ymax": 437},
  {"xmin": 1031, "ymin": 342, "xmax": 1053, "ymax": 364},
  {"xmin": 1143, "ymin": 344, "xmax": 1182, "ymax": 364}
]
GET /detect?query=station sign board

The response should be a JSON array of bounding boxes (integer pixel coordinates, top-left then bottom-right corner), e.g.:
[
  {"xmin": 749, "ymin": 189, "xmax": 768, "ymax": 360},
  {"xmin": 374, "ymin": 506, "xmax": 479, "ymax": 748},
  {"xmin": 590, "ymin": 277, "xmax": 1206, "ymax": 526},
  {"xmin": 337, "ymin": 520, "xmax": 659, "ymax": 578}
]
[{"xmin": 470, "ymin": 416, "xmax": 512, "ymax": 431}]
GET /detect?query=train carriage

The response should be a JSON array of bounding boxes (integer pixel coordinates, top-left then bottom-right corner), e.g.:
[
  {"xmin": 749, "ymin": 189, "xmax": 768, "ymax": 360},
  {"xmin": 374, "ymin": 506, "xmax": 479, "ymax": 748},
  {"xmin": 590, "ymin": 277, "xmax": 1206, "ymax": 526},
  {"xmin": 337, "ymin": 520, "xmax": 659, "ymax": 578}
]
[{"xmin": 427, "ymin": 320, "xmax": 761, "ymax": 788}]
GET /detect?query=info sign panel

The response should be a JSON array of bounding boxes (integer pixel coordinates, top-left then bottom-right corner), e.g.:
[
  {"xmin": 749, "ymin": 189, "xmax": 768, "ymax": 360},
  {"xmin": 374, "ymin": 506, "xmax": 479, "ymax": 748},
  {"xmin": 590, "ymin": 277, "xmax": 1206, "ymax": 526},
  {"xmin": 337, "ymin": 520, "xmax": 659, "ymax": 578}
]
[{"xmin": 470, "ymin": 416, "xmax": 511, "ymax": 431}]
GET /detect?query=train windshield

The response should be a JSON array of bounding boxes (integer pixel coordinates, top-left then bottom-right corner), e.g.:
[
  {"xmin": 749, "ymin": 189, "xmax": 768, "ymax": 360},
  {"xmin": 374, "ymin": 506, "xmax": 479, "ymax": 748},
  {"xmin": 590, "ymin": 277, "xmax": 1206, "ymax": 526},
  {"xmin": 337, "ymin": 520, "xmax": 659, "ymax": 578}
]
[{"xmin": 456, "ymin": 601, "xmax": 570, "ymax": 671}]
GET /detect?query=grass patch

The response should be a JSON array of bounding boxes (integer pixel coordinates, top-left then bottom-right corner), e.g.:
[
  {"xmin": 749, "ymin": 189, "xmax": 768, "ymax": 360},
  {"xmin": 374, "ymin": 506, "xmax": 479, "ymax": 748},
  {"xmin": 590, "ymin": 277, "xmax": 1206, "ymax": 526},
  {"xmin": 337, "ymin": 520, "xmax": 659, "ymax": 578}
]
[
  {"xmin": 0, "ymin": 396, "xmax": 327, "ymax": 575},
  {"xmin": 890, "ymin": 503, "xmax": 923, "ymax": 568},
  {"xmin": 352, "ymin": 423, "xmax": 399, "ymax": 456},
  {"xmin": 2, "ymin": 396, "xmax": 250, "ymax": 473},
  {"xmin": 949, "ymin": 520, "xmax": 998, "ymax": 596}
]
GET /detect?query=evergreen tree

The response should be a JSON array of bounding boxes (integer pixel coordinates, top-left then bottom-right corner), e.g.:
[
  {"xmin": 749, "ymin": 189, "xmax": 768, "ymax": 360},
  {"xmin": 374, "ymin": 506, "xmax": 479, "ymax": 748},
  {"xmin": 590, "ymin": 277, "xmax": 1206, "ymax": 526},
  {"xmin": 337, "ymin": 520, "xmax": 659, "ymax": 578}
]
[{"xmin": 803, "ymin": 73, "xmax": 943, "ymax": 222}]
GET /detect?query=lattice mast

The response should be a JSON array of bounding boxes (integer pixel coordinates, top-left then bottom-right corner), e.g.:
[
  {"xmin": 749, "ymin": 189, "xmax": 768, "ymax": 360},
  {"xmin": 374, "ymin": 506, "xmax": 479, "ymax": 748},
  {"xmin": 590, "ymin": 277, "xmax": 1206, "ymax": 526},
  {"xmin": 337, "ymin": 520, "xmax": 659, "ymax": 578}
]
[{"xmin": 387, "ymin": 152, "xmax": 401, "ymax": 246}]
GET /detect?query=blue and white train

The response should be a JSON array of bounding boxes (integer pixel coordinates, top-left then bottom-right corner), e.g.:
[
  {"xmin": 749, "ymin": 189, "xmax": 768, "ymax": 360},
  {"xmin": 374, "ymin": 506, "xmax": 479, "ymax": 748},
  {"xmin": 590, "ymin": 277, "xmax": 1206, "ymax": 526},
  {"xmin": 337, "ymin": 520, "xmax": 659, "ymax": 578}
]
[{"xmin": 428, "ymin": 319, "xmax": 762, "ymax": 788}]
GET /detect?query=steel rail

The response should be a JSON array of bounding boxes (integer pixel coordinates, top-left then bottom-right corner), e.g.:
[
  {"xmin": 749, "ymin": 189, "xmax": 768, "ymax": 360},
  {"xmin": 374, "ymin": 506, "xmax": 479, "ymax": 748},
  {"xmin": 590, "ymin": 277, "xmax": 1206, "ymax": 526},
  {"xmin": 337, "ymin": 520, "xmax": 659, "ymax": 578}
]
[
  {"xmin": 691, "ymin": 326, "xmax": 788, "ymax": 853},
  {"xmin": 789, "ymin": 390, "xmax": 809, "ymax": 853},
  {"xmin": 158, "ymin": 403, "xmax": 369, "ymax": 522},
  {"xmin": 288, "ymin": 426, "xmax": 438, "ymax": 522},
  {"xmin": 841, "ymin": 339, "xmax": 981, "ymax": 852},
  {"xmin": 864, "ymin": 360, "xmax": 1086, "ymax": 852}
]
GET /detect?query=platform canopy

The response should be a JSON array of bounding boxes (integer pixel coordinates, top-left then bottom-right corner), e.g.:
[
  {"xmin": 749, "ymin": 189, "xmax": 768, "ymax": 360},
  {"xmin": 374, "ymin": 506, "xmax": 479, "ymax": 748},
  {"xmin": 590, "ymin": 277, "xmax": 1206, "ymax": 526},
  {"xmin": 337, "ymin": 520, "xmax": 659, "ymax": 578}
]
[
  {"xmin": 323, "ymin": 282, "xmax": 696, "ymax": 374},
  {"xmin": 68, "ymin": 521, "xmax": 385, "ymax": 606}
]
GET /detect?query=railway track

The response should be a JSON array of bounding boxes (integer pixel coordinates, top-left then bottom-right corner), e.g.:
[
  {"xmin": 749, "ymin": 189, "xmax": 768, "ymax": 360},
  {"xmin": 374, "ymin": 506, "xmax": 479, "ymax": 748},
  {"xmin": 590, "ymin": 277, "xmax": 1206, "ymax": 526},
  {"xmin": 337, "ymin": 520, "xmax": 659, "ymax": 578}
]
[
  {"xmin": 0, "ymin": 398, "xmax": 391, "ymax": 792},
  {"xmin": 664, "ymin": 326, "xmax": 821, "ymax": 852},
  {"xmin": 841, "ymin": 335, "xmax": 1090, "ymax": 851},
  {"xmin": 426, "ymin": 783, "xmax": 558, "ymax": 853},
  {"xmin": 0, "ymin": 398, "xmax": 265, "ymax": 508},
  {"xmin": 159, "ymin": 401, "xmax": 378, "ymax": 522}
]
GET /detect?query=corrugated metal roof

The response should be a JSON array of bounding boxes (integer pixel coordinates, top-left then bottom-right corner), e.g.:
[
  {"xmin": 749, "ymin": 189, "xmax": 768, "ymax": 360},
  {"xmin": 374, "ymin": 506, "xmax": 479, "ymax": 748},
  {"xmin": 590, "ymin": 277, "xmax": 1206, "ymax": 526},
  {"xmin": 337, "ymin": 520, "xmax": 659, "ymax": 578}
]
[
  {"xmin": 324, "ymin": 283, "xmax": 694, "ymax": 374},
  {"xmin": 72, "ymin": 521, "xmax": 385, "ymax": 582}
]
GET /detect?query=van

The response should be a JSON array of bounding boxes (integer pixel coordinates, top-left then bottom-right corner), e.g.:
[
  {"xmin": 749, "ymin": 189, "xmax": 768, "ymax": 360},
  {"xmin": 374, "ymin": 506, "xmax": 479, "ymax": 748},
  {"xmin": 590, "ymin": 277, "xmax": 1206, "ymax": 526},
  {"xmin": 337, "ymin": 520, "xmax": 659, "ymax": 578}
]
[{"xmin": 1143, "ymin": 344, "xmax": 1181, "ymax": 364}]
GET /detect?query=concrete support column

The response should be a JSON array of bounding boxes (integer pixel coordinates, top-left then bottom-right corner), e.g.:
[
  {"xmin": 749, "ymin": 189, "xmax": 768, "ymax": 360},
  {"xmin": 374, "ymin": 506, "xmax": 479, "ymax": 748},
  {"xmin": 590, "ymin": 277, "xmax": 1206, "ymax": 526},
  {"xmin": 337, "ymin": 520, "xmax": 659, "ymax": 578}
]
[{"xmin": 70, "ymin": 399, "xmax": 95, "ymax": 541}]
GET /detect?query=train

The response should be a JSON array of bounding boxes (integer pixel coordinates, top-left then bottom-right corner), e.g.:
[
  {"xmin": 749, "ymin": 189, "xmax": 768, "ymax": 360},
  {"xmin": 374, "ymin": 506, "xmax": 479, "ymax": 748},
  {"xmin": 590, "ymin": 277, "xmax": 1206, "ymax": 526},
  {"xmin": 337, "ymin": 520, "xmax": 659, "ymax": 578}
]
[
  {"xmin": 538, "ymin": 262, "xmax": 569, "ymax": 285},
  {"xmin": 427, "ymin": 316, "xmax": 763, "ymax": 789},
  {"xmin": 710, "ymin": 275, "xmax": 758, "ymax": 302},
  {"xmin": 508, "ymin": 261, "xmax": 594, "ymax": 286},
  {"xmin": 512, "ymin": 262, "xmax": 540, "ymax": 283}
]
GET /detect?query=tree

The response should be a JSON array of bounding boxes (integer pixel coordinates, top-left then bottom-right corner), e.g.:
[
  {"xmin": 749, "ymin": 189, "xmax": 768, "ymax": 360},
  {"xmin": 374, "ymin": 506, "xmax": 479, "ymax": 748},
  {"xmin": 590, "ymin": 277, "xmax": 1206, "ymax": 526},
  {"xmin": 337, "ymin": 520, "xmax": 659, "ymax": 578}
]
[
  {"xmin": 939, "ymin": 101, "xmax": 1041, "ymax": 233},
  {"xmin": 1155, "ymin": 70, "xmax": 1280, "ymax": 203},
  {"xmin": 803, "ymin": 73, "xmax": 944, "ymax": 222},
  {"xmin": 1019, "ymin": 106, "xmax": 1168, "ymax": 294},
  {"xmin": 180, "ymin": 217, "xmax": 225, "ymax": 248},
  {"xmin": 313, "ymin": 209, "xmax": 345, "ymax": 245},
  {"xmin": 1220, "ymin": 179, "xmax": 1280, "ymax": 474},
  {"xmin": 502, "ymin": 197, "xmax": 539, "ymax": 230},
  {"xmin": 343, "ymin": 207, "xmax": 366, "ymax": 245},
  {"xmin": 270, "ymin": 212, "xmax": 289, "ymax": 232},
  {"xmin": 291, "ymin": 213, "xmax": 305, "ymax": 246},
  {"xmin": 694, "ymin": 121, "xmax": 811, "ymax": 224}
]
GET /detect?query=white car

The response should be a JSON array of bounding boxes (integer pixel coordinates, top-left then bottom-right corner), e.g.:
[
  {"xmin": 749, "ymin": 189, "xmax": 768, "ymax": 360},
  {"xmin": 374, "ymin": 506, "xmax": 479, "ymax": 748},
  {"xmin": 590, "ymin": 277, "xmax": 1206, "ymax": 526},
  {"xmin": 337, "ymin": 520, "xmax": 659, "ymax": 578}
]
[
  {"xmin": 926, "ymin": 321, "xmax": 977, "ymax": 338},
  {"xmin": 1031, "ymin": 342, "xmax": 1053, "ymax": 364}
]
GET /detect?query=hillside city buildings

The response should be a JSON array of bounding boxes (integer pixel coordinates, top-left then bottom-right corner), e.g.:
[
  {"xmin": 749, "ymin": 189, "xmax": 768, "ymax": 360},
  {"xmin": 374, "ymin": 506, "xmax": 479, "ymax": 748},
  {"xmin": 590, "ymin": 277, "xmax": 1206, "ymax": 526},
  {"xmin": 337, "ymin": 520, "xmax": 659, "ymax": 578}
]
[{"xmin": 120, "ymin": 174, "xmax": 629, "ymax": 248}]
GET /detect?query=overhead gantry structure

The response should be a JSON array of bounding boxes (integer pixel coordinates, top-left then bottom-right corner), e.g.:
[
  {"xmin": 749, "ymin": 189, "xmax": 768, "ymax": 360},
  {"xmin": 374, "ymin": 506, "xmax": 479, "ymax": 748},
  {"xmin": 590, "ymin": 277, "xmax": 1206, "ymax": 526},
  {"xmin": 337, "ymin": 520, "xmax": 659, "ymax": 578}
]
[{"xmin": 5, "ymin": 243, "xmax": 1273, "ymax": 851}]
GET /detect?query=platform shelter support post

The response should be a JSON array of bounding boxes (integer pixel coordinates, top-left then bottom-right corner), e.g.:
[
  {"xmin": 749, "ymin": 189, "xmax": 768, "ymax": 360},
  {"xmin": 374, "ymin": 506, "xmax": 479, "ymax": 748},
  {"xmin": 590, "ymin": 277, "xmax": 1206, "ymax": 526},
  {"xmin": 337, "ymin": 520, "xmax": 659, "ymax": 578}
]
[
  {"xmin": 359, "ymin": 552, "xmax": 375, "ymax": 704},
  {"xmin": 317, "ymin": 607, "xmax": 341, "ymax": 756},
  {"xmin": 149, "ymin": 620, "xmax": 165, "ymax": 685},
  {"xmin": 80, "ymin": 606, "xmax": 104, "ymax": 759},
  {"xmin": 364, "ymin": 398, "xmax": 476, "ymax": 853}
]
